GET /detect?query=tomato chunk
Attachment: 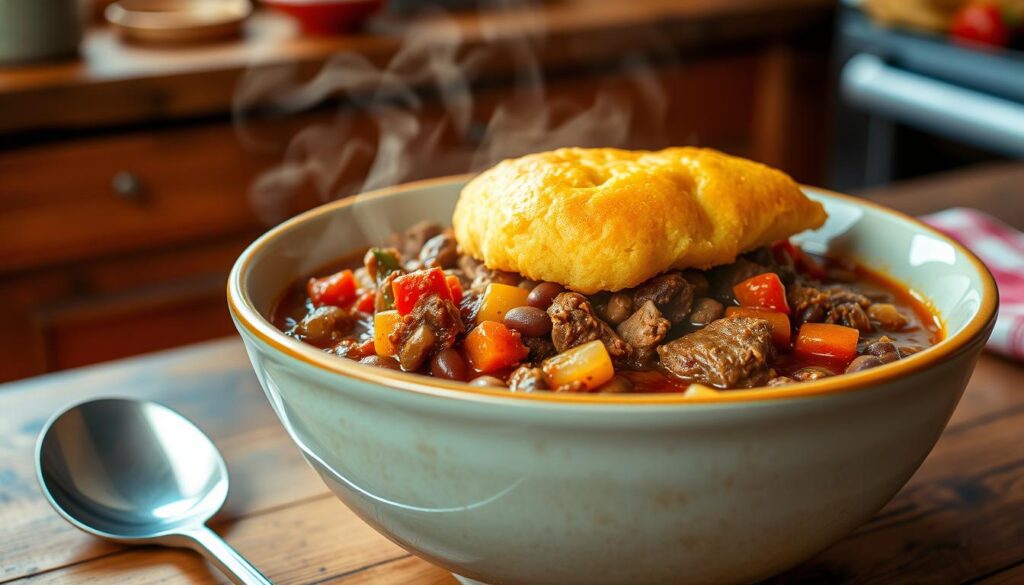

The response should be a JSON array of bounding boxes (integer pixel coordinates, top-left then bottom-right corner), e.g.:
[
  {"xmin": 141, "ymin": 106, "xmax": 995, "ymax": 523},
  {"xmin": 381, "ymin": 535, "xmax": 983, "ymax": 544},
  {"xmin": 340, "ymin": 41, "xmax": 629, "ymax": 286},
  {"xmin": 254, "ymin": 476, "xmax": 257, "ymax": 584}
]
[
  {"xmin": 307, "ymin": 269, "xmax": 357, "ymax": 307},
  {"xmin": 733, "ymin": 272, "xmax": 790, "ymax": 314},
  {"xmin": 464, "ymin": 321, "xmax": 528, "ymax": 374},
  {"xmin": 795, "ymin": 323, "xmax": 859, "ymax": 363},
  {"xmin": 354, "ymin": 290, "xmax": 376, "ymax": 314},
  {"xmin": 725, "ymin": 306, "xmax": 791, "ymax": 346},
  {"xmin": 446, "ymin": 274, "xmax": 464, "ymax": 306},
  {"xmin": 392, "ymin": 268, "xmax": 453, "ymax": 315}
]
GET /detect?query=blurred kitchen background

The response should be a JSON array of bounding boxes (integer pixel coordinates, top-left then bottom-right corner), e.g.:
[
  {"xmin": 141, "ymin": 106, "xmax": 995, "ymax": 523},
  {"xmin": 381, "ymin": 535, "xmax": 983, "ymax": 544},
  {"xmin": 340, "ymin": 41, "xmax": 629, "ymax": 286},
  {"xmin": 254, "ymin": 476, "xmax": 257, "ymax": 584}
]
[{"xmin": 1, "ymin": 0, "xmax": 1021, "ymax": 382}]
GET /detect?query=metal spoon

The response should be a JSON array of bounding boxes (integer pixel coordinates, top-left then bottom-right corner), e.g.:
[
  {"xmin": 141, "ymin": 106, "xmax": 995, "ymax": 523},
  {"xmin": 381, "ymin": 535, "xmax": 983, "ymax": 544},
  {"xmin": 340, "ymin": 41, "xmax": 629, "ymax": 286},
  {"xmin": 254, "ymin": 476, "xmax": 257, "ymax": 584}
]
[{"xmin": 36, "ymin": 398, "xmax": 271, "ymax": 585}]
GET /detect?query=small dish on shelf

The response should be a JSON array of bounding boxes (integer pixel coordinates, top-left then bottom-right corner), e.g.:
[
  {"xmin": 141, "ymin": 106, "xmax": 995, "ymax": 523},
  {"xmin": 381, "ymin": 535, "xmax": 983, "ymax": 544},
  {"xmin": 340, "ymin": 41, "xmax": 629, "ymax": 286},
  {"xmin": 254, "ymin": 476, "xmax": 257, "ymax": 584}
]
[{"xmin": 105, "ymin": 0, "xmax": 252, "ymax": 45}]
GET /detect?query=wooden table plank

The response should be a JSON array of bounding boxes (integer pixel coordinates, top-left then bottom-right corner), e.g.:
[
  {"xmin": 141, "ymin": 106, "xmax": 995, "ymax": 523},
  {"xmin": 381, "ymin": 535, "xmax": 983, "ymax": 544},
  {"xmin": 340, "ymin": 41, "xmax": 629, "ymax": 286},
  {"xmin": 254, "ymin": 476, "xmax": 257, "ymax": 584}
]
[
  {"xmin": 11, "ymin": 497, "xmax": 409, "ymax": 585},
  {"xmin": 2, "ymin": 340, "xmax": 1022, "ymax": 584},
  {"xmin": 0, "ymin": 340, "xmax": 327, "ymax": 582}
]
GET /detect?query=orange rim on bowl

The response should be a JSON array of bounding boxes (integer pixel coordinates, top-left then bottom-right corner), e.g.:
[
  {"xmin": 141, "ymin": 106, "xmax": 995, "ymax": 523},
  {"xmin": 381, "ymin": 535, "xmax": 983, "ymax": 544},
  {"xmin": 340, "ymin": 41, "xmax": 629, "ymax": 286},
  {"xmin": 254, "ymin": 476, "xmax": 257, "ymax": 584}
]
[{"xmin": 227, "ymin": 175, "xmax": 999, "ymax": 405}]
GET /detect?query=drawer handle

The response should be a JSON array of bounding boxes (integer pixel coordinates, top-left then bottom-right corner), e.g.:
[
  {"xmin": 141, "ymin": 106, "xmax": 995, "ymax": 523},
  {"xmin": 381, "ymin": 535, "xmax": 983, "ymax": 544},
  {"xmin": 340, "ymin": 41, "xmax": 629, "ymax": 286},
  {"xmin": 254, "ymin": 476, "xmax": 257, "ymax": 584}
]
[
  {"xmin": 111, "ymin": 171, "xmax": 148, "ymax": 203},
  {"xmin": 840, "ymin": 53, "xmax": 1024, "ymax": 157}
]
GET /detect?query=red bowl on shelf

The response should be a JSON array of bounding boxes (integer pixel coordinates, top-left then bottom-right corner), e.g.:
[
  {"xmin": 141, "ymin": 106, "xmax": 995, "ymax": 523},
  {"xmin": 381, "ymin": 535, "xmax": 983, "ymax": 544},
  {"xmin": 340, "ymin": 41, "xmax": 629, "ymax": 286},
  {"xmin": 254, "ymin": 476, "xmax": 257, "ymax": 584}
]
[{"xmin": 262, "ymin": 0, "xmax": 382, "ymax": 36}]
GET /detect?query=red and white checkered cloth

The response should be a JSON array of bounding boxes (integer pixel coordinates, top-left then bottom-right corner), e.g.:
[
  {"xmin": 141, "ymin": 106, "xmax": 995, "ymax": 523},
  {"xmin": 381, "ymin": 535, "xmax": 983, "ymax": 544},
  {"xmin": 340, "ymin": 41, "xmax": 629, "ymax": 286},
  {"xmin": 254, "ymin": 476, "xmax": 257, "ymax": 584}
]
[{"xmin": 922, "ymin": 207, "xmax": 1024, "ymax": 361}]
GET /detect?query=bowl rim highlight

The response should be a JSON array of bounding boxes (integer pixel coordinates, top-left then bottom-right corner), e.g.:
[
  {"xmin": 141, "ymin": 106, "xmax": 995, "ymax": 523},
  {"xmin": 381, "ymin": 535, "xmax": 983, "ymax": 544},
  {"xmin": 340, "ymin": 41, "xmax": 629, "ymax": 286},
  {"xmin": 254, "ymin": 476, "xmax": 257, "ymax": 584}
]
[{"xmin": 227, "ymin": 174, "xmax": 998, "ymax": 406}]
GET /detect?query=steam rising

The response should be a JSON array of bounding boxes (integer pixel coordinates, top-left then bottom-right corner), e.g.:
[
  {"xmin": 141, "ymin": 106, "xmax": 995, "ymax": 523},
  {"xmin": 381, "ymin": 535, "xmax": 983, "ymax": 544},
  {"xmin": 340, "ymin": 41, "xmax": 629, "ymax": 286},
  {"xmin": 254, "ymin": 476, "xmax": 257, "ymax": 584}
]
[{"xmin": 234, "ymin": 2, "xmax": 672, "ymax": 266}]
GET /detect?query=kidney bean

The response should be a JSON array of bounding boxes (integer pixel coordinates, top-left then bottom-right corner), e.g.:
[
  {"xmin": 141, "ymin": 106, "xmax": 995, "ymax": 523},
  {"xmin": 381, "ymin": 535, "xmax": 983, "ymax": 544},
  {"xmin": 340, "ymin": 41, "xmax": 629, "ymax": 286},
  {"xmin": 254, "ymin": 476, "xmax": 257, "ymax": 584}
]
[
  {"xmin": 688, "ymin": 297, "xmax": 724, "ymax": 327},
  {"xmin": 878, "ymin": 351, "xmax": 900, "ymax": 364},
  {"xmin": 845, "ymin": 354, "xmax": 884, "ymax": 373},
  {"xmin": 430, "ymin": 348, "xmax": 467, "ymax": 381},
  {"xmin": 793, "ymin": 366, "xmax": 833, "ymax": 381},
  {"xmin": 359, "ymin": 355, "xmax": 401, "ymax": 370},
  {"xmin": 503, "ymin": 306, "xmax": 552, "ymax": 337},
  {"xmin": 864, "ymin": 340, "xmax": 898, "ymax": 357},
  {"xmin": 527, "ymin": 282, "xmax": 563, "ymax": 310},
  {"xmin": 469, "ymin": 375, "xmax": 505, "ymax": 387}
]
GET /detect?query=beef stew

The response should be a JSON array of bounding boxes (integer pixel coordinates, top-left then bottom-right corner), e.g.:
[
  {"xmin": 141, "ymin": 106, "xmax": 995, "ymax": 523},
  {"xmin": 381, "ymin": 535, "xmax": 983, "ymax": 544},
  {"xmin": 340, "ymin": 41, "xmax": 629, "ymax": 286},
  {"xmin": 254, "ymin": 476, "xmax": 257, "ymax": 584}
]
[{"xmin": 272, "ymin": 222, "xmax": 942, "ymax": 394}]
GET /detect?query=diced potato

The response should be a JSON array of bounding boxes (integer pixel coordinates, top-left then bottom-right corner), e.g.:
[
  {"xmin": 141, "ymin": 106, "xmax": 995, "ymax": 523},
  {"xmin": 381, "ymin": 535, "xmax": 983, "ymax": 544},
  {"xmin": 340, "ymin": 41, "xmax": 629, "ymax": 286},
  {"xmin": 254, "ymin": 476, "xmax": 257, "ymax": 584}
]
[
  {"xmin": 373, "ymin": 310, "xmax": 402, "ymax": 356},
  {"xmin": 542, "ymin": 340, "xmax": 614, "ymax": 392},
  {"xmin": 476, "ymin": 283, "xmax": 531, "ymax": 324}
]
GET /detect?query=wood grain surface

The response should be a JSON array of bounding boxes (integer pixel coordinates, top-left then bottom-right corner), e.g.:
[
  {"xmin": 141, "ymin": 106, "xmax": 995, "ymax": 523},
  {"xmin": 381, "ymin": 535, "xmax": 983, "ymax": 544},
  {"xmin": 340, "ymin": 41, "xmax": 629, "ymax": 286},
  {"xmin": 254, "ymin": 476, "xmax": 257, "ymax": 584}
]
[{"xmin": 2, "ymin": 165, "xmax": 1023, "ymax": 583}]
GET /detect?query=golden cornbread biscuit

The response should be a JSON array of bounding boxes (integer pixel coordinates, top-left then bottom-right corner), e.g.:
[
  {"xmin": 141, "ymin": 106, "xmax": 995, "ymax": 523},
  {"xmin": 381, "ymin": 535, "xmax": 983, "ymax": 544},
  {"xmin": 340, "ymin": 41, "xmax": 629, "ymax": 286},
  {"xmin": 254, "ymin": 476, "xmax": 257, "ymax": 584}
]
[{"xmin": 452, "ymin": 147, "xmax": 827, "ymax": 294}]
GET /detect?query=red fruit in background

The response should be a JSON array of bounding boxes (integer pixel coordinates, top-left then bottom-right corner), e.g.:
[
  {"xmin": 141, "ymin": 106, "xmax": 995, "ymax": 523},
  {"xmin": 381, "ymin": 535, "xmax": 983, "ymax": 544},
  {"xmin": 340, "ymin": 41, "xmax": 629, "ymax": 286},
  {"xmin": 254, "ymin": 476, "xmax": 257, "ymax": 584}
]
[{"xmin": 951, "ymin": 2, "xmax": 1011, "ymax": 47}]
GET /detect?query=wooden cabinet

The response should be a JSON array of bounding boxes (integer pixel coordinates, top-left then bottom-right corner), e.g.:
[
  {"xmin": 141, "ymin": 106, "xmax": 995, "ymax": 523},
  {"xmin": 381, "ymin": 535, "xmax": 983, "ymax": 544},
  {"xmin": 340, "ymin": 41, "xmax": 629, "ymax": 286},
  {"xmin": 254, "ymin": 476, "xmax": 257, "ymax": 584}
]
[{"xmin": 0, "ymin": 5, "xmax": 831, "ymax": 382}]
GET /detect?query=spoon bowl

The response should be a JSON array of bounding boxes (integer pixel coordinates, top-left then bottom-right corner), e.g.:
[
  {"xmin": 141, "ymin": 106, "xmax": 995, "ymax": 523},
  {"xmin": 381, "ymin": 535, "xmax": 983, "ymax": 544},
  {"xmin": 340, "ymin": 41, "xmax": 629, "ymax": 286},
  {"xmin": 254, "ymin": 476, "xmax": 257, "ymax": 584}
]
[{"xmin": 36, "ymin": 398, "xmax": 270, "ymax": 585}]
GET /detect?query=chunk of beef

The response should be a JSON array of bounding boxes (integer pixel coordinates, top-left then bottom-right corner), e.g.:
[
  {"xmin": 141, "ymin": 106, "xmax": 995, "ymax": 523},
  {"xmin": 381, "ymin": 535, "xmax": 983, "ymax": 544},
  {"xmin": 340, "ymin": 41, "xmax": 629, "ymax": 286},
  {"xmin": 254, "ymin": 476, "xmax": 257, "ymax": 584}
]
[
  {"xmin": 867, "ymin": 303, "xmax": 909, "ymax": 331},
  {"xmin": 397, "ymin": 221, "xmax": 443, "ymax": 260},
  {"xmin": 656, "ymin": 317, "xmax": 774, "ymax": 389},
  {"xmin": 419, "ymin": 233, "xmax": 459, "ymax": 269},
  {"xmin": 522, "ymin": 336, "xmax": 557, "ymax": 362},
  {"xmin": 600, "ymin": 292, "xmax": 634, "ymax": 325},
  {"xmin": 389, "ymin": 294, "xmax": 464, "ymax": 371},
  {"xmin": 548, "ymin": 292, "xmax": 631, "ymax": 360},
  {"xmin": 457, "ymin": 254, "xmax": 484, "ymax": 282},
  {"xmin": 508, "ymin": 366, "xmax": 548, "ymax": 392},
  {"xmin": 616, "ymin": 301, "xmax": 670, "ymax": 367},
  {"xmin": 824, "ymin": 287, "xmax": 871, "ymax": 308},
  {"xmin": 470, "ymin": 266, "xmax": 521, "ymax": 293},
  {"xmin": 681, "ymin": 270, "xmax": 711, "ymax": 298},
  {"xmin": 633, "ymin": 272, "xmax": 694, "ymax": 323},
  {"xmin": 827, "ymin": 302, "xmax": 872, "ymax": 332},
  {"xmin": 789, "ymin": 284, "xmax": 873, "ymax": 329},
  {"xmin": 788, "ymin": 285, "xmax": 830, "ymax": 325}
]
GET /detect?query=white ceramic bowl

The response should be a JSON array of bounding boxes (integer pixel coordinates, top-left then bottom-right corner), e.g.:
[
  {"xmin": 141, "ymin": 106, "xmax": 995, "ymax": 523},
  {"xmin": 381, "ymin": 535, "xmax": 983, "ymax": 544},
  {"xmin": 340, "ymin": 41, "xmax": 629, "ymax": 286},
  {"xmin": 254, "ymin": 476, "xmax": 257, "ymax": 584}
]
[{"xmin": 228, "ymin": 177, "xmax": 997, "ymax": 585}]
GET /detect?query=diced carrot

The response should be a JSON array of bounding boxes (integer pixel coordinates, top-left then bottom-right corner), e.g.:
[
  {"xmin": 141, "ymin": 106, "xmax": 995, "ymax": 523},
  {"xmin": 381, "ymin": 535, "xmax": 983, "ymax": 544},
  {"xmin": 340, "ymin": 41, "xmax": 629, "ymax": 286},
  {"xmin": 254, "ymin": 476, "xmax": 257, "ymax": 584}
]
[
  {"xmin": 354, "ymin": 290, "xmax": 376, "ymax": 314},
  {"xmin": 733, "ymin": 272, "xmax": 790, "ymax": 314},
  {"xmin": 795, "ymin": 323, "xmax": 859, "ymax": 363},
  {"xmin": 464, "ymin": 321, "xmax": 528, "ymax": 373},
  {"xmin": 541, "ymin": 340, "xmax": 614, "ymax": 392},
  {"xmin": 373, "ymin": 310, "xmax": 402, "ymax": 356},
  {"xmin": 446, "ymin": 274, "xmax": 463, "ymax": 305},
  {"xmin": 307, "ymin": 269, "xmax": 357, "ymax": 307},
  {"xmin": 725, "ymin": 306, "xmax": 791, "ymax": 346},
  {"xmin": 476, "ymin": 283, "xmax": 530, "ymax": 324},
  {"xmin": 392, "ymin": 268, "xmax": 452, "ymax": 315}
]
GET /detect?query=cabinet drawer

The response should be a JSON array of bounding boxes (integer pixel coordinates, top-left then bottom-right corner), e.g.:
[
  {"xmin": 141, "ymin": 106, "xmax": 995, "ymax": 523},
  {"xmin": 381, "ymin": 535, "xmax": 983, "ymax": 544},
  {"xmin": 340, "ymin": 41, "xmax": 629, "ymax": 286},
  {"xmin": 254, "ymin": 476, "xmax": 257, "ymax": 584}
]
[
  {"xmin": 38, "ymin": 275, "xmax": 234, "ymax": 370},
  {"xmin": 0, "ymin": 124, "xmax": 279, "ymax": 273}
]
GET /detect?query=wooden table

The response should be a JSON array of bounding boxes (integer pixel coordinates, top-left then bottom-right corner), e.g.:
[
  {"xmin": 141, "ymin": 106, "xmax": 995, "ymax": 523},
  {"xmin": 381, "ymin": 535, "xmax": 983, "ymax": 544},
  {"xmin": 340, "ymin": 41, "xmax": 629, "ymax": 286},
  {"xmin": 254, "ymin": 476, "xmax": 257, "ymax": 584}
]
[{"xmin": 3, "ymin": 165, "xmax": 1024, "ymax": 583}]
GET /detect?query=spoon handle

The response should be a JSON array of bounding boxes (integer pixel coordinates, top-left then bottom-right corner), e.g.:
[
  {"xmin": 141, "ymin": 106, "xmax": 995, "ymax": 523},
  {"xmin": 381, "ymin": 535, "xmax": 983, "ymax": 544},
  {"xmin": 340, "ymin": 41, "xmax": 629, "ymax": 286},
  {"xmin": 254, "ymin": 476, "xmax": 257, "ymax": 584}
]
[{"xmin": 180, "ymin": 525, "xmax": 273, "ymax": 585}]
